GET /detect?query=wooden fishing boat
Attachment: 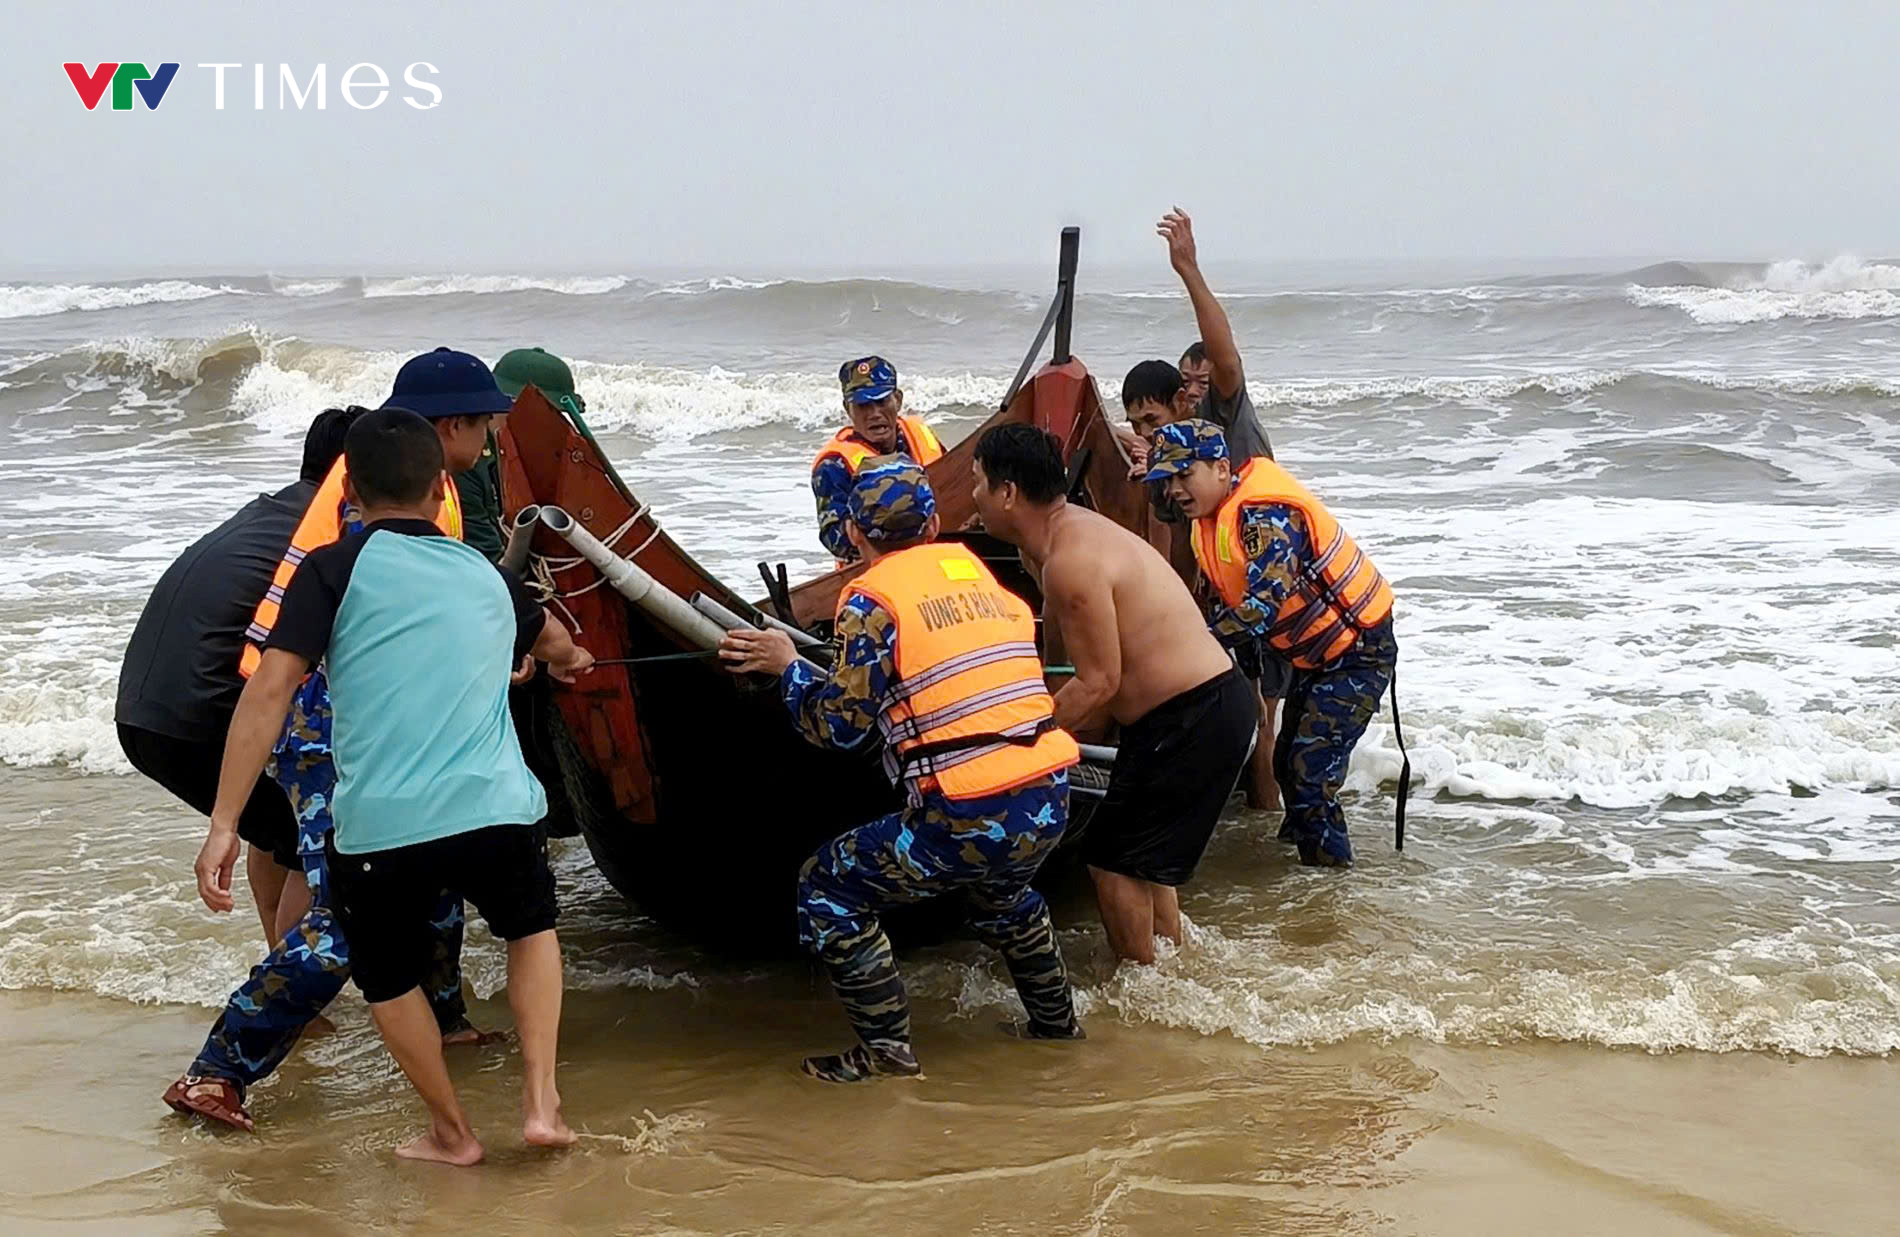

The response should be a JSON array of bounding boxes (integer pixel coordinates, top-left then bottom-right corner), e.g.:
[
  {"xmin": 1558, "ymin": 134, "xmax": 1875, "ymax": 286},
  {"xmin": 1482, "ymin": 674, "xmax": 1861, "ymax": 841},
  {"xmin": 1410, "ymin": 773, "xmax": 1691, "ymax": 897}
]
[{"xmin": 495, "ymin": 232, "xmax": 1196, "ymax": 948}]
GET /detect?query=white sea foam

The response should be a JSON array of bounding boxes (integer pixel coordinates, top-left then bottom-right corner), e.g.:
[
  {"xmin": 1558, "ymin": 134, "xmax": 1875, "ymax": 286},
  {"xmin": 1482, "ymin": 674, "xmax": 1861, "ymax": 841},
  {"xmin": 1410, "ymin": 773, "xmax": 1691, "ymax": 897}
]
[
  {"xmin": 1195, "ymin": 367, "xmax": 1900, "ymax": 410},
  {"xmin": 362, "ymin": 274, "xmax": 630, "ymax": 298},
  {"xmin": 271, "ymin": 278, "xmax": 346, "ymax": 297},
  {"xmin": 50, "ymin": 331, "xmax": 1004, "ymax": 441},
  {"xmin": 915, "ymin": 916, "xmax": 1900, "ymax": 1056},
  {"xmin": 1627, "ymin": 256, "xmax": 1900, "ymax": 324},
  {"xmin": 0, "ymin": 280, "xmax": 233, "ymax": 320},
  {"xmin": 572, "ymin": 361, "xmax": 1003, "ymax": 437},
  {"xmin": 651, "ymin": 276, "xmax": 782, "ymax": 294}
]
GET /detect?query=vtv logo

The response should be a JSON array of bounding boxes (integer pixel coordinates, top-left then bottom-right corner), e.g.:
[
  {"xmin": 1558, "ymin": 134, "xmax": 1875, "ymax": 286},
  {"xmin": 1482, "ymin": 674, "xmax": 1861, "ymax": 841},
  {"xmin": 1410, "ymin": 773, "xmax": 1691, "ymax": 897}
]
[{"xmin": 64, "ymin": 62, "xmax": 180, "ymax": 111}]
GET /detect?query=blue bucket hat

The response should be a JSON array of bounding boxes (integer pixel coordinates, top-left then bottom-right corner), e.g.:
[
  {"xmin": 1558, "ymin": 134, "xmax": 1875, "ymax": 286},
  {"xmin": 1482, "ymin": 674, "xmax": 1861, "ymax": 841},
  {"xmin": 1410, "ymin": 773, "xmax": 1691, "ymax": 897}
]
[
  {"xmin": 848, "ymin": 455, "xmax": 936, "ymax": 543},
  {"xmin": 840, "ymin": 355, "xmax": 898, "ymax": 405},
  {"xmin": 1142, "ymin": 419, "xmax": 1230, "ymax": 482},
  {"xmin": 382, "ymin": 347, "xmax": 515, "ymax": 419}
]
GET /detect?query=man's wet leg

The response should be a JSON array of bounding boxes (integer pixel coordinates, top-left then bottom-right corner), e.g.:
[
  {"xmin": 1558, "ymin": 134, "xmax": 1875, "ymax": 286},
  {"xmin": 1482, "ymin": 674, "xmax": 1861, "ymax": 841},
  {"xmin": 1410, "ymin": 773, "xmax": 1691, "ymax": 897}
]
[{"xmin": 1088, "ymin": 865, "xmax": 1159, "ymax": 964}]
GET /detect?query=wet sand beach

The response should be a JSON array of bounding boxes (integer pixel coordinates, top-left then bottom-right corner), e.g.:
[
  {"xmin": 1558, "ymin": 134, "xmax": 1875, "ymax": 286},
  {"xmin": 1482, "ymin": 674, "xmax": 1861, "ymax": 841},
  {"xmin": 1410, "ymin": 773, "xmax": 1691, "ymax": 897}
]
[{"xmin": 3, "ymin": 982, "xmax": 1894, "ymax": 1236}]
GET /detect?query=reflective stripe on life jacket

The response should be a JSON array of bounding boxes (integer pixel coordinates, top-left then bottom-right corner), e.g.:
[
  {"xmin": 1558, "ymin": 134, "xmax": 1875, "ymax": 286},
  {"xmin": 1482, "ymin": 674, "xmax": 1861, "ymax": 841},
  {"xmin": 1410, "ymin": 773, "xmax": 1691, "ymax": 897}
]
[
  {"xmin": 238, "ymin": 456, "xmax": 463, "ymax": 676},
  {"xmin": 848, "ymin": 542, "xmax": 1078, "ymax": 801},
  {"xmin": 812, "ymin": 415, "xmax": 945, "ymax": 477},
  {"xmin": 1191, "ymin": 458, "xmax": 1392, "ymax": 671}
]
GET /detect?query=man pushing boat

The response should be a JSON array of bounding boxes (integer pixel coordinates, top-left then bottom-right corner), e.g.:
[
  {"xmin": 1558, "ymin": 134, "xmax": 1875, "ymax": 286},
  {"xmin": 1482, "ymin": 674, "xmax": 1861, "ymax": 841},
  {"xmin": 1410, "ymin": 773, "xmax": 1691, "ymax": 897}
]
[
  {"xmin": 810, "ymin": 356, "xmax": 945, "ymax": 566},
  {"xmin": 720, "ymin": 456, "xmax": 1084, "ymax": 1080},
  {"xmin": 971, "ymin": 424, "xmax": 1257, "ymax": 965},
  {"xmin": 1145, "ymin": 420, "xmax": 1399, "ymax": 869},
  {"xmin": 204, "ymin": 408, "xmax": 592, "ymax": 1162},
  {"xmin": 167, "ymin": 348, "xmax": 561, "ymax": 1132}
]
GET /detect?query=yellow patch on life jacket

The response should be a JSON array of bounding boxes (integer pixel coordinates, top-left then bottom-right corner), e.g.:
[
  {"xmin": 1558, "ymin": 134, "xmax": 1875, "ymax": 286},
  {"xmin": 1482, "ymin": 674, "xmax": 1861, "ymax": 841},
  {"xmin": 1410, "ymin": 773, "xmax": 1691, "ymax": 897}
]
[
  {"xmin": 1215, "ymin": 523, "xmax": 1235, "ymax": 564},
  {"xmin": 941, "ymin": 558, "xmax": 980, "ymax": 581},
  {"xmin": 1241, "ymin": 519, "xmax": 1267, "ymax": 560}
]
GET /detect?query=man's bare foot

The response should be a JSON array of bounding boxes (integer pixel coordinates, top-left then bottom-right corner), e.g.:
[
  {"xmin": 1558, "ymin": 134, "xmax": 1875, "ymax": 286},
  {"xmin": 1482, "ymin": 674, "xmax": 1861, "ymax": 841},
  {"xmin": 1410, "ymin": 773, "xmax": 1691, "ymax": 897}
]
[
  {"xmin": 302, "ymin": 1013, "xmax": 338, "ymax": 1038},
  {"xmin": 394, "ymin": 1125, "xmax": 485, "ymax": 1166},
  {"xmin": 523, "ymin": 1112, "xmax": 577, "ymax": 1148}
]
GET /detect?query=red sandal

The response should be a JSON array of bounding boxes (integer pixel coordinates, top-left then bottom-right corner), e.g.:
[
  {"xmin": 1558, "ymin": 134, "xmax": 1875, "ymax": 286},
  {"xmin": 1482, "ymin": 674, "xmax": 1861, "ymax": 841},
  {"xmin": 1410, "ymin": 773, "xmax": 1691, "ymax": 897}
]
[{"xmin": 162, "ymin": 1074, "xmax": 254, "ymax": 1133}]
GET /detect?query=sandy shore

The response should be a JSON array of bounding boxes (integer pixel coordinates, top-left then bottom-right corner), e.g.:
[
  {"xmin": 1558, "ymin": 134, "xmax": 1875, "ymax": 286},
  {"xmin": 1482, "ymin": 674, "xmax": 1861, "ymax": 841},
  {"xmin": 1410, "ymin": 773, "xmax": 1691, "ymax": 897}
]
[{"xmin": 1, "ymin": 986, "xmax": 1892, "ymax": 1236}]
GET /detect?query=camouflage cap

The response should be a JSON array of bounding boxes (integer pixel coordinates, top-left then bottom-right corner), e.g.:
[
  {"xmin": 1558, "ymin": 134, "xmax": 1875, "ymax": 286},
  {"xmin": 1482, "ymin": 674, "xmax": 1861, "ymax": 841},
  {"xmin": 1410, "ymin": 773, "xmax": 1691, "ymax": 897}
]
[
  {"xmin": 848, "ymin": 454, "xmax": 937, "ymax": 543},
  {"xmin": 1142, "ymin": 418, "xmax": 1229, "ymax": 482},
  {"xmin": 840, "ymin": 355, "xmax": 898, "ymax": 404}
]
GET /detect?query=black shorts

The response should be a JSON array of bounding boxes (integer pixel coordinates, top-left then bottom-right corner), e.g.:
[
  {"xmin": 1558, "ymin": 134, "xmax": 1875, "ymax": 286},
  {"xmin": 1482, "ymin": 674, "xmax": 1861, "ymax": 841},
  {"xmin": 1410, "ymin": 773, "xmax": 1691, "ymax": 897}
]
[
  {"xmin": 1081, "ymin": 668, "xmax": 1258, "ymax": 886},
  {"xmin": 117, "ymin": 722, "xmax": 299, "ymax": 870},
  {"xmin": 1255, "ymin": 651, "xmax": 1294, "ymax": 700},
  {"xmin": 329, "ymin": 823, "xmax": 558, "ymax": 1005}
]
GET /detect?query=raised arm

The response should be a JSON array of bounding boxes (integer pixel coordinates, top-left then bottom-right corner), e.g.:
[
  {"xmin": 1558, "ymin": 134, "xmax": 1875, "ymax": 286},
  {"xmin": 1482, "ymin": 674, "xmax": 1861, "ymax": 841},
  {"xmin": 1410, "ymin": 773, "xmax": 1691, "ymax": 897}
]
[
  {"xmin": 1044, "ymin": 553, "xmax": 1123, "ymax": 734},
  {"xmin": 1159, "ymin": 208, "xmax": 1243, "ymax": 400}
]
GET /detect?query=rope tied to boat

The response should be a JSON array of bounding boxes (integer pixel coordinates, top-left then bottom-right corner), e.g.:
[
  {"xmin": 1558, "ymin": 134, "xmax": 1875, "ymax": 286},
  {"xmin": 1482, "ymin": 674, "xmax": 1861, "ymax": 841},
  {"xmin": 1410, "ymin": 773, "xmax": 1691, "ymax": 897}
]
[{"xmin": 526, "ymin": 501, "xmax": 659, "ymax": 634}]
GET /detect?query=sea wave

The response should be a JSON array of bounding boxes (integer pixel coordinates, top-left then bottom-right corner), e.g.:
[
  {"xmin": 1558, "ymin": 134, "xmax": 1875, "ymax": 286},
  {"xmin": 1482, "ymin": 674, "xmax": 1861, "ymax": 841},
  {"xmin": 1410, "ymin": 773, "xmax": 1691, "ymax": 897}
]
[
  {"xmin": 270, "ymin": 277, "xmax": 347, "ymax": 297},
  {"xmin": 0, "ymin": 280, "xmax": 235, "ymax": 320},
  {"xmin": 362, "ymin": 274, "xmax": 632, "ymax": 298},
  {"xmin": 19, "ymin": 333, "xmax": 1900, "ymax": 447},
  {"xmin": 10, "ymin": 331, "xmax": 1005, "ymax": 440},
  {"xmin": 569, "ymin": 360, "xmax": 1003, "ymax": 437},
  {"xmin": 1241, "ymin": 367, "xmax": 1900, "ymax": 409},
  {"xmin": 919, "ymin": 917, "xmax": 1900, "ymax": 1056},
  {"xmin": 1627, "ymin": 256, "xmax": 1900, "ymax": 324}
]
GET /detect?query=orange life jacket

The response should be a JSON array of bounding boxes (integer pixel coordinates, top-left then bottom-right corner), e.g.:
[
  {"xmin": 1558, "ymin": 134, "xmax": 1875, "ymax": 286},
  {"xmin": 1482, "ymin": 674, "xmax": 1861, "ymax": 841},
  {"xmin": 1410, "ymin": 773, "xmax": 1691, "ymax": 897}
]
[
  {"xmin": 848, "ymin": 542, "xmax": 1079, "ymax": 801},
  {"xmin": 1192, "ymin": 458, "xmax": 1392, "ymax": 671},
  {"xmin": 812, "ymin": 415, "xmax": 945, "ymax": 477},
  {"xmin": 239, "ymin": 457, "xmax": 463, "ymax": 676}
]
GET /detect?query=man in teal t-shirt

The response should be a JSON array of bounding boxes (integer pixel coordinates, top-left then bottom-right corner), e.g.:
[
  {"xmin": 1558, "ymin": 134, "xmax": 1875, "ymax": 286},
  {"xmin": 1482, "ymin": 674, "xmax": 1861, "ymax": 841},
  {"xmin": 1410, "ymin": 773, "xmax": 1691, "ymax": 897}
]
[{"xmin": 204, "ymin": 408, "xmax": 593, "ymax": 1167}]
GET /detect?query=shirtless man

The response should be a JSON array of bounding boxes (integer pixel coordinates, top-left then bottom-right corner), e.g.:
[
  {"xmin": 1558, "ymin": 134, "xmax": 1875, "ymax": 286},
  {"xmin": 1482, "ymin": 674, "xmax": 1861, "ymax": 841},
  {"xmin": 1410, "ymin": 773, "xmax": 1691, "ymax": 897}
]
[{"xmin": 970, "ymin": 423, "xmax": 1257, "ymax": 964}]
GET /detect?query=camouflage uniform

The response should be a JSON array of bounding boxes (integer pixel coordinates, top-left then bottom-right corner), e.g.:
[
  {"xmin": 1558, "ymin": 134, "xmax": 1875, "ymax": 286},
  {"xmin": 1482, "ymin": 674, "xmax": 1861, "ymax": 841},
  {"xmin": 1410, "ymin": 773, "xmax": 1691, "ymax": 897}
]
[
  {"xmin": 780, "ymin": 458, "xmax": 1080, "ymax": 1067},
  {"xmin": 1148, "ymin": 421, "xmax": 1398, "ymax": 867},
  {"xmin": 812, "ymin": 452, "xmax": 868, "ymax": 564},
  {"xmin": 812, "ymin": 357, "xmax": 929, "ymax": 564},
  {"xmin": 187, "ymin": 674, "xmax": 472, "ymax": 1094},
  {"xmin": 1204, "ymin": 486, "xmax": 1395, "ymax": 866}
]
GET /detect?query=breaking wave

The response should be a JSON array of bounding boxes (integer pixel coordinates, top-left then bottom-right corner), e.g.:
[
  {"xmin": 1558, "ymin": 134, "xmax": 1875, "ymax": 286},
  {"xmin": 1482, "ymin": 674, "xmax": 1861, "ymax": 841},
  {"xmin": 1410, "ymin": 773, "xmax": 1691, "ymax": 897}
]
[
  {"xmin": 920, "ymin": 917, "xmax": 1900, "ymax": 1057},
  {"xmin": 1, "ymin": 331, "xmax": 1005, "ymax": 440},
  {"xmin": 1627, "ymin": 256, "xmax": 1900, "ymax": 323},
  {"xmin": 0, "ymin": 280, "xmax": 235, "ymax": 320},
  {"xmin": 362, "ymin": 274, "xmax": 632, "ymax": 298}
]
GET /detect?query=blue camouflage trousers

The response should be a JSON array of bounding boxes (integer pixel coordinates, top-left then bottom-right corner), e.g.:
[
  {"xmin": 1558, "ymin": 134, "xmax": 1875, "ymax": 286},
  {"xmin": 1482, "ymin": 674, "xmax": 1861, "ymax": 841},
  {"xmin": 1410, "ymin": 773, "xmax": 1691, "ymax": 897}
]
[
  {"xmin": 798, "ymin": 772, "xmax": 1078, "ymax": 1051},
  {"xmin": 188, "ymin": 672, "xmax": 469, "ymax": 1092},
  {"xmin": 1273, "ymin": 620, "xmax": 1398, "ymax": 865}
]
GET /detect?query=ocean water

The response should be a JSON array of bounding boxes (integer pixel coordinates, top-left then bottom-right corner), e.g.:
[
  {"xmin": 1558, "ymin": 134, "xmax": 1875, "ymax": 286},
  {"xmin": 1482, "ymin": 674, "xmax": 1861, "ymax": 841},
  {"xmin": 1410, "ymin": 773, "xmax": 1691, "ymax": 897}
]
[{"xmin": 1, "ymin": 255, "xmax": 1897, "ymax": 1065}]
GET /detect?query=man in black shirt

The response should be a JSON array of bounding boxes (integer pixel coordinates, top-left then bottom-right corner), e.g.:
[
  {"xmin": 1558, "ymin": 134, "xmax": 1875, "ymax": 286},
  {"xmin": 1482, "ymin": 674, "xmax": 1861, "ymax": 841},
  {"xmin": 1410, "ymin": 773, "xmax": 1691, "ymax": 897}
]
[{"xmin": 116, "ymin": 408, "xmax": 360, "ymax": 945}]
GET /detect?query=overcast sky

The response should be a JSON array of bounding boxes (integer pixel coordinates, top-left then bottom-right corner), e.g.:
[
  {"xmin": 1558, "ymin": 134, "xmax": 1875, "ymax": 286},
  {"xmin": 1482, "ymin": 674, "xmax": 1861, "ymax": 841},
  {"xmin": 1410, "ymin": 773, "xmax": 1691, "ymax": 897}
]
[{"xmin": 7, "ymin": 1, "xmax": 1898, "ymax": 273}]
